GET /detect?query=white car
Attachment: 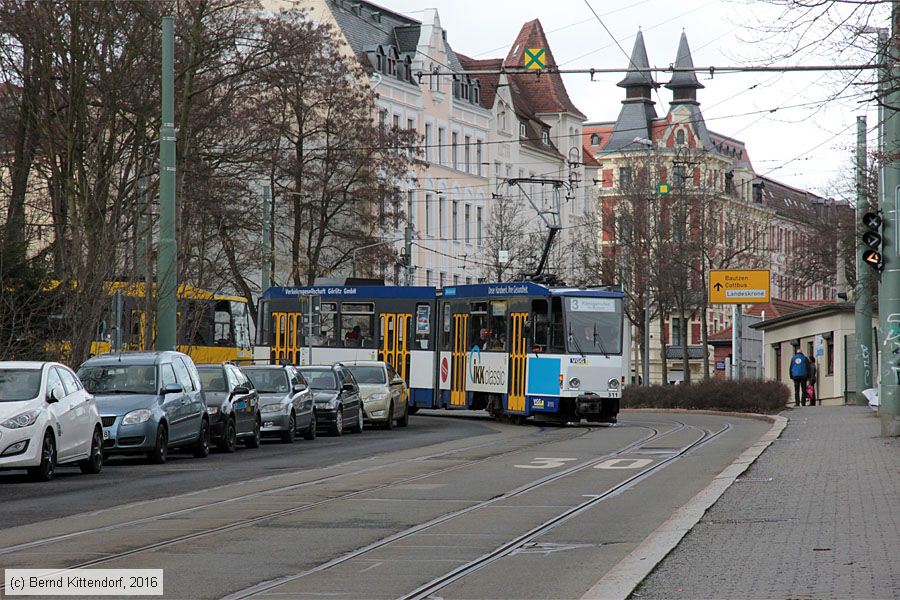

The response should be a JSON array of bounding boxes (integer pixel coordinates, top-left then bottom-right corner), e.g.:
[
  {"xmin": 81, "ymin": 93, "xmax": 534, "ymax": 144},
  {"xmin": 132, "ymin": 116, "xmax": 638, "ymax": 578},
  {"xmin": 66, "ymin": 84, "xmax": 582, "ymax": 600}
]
[{"xmin": 0, "ymin": 361, "xmax": 104, "ymax": 481}]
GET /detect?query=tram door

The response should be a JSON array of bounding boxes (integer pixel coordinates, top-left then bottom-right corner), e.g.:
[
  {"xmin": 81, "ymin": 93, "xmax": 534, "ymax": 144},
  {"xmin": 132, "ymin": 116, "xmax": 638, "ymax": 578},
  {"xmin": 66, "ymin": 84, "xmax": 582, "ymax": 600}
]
[
  {"xmin": 451, "ymin": 313, "xmax": 468, "ymax": 406},
  {"xmin": 379, "ymin": 313, "xmax": 411, "ymax": 383},
  {"xmin": 272, "ymin": 311, "xmax": 302, "ymax": 364},
  {"xmin": 508, "ymin": 312, "xmax": 528, "ymax": 412}
]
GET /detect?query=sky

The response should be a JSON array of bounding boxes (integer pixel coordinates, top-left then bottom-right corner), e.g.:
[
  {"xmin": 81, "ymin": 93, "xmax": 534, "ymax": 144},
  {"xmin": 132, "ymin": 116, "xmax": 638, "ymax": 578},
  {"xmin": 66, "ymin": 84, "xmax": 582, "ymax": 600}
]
[{"xmin": 369, "ymin": 0, "xmax": 886, "ymax": 199}]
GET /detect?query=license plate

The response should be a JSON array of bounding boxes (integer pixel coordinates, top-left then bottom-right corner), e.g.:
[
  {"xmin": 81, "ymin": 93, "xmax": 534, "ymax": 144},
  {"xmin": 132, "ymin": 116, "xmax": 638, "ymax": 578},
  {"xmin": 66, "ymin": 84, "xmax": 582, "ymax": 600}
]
[{"xmin": 103, "ymin": 429, "xmax": 110, "ymax": 440}]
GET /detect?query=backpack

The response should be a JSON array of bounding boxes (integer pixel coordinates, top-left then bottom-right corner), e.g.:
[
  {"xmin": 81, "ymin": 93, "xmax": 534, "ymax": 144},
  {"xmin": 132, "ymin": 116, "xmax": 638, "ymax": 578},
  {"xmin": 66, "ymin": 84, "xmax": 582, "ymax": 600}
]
[{"xmin": 790, "ymin": 354, "xmax": 808, "ymax": 379}]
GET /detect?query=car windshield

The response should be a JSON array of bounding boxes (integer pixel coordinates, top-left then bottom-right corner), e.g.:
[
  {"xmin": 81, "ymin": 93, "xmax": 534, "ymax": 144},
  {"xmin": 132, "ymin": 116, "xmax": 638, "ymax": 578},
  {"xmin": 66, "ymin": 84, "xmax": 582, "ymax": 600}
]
[
  {"xmin": 243, "ymin": 369, "xmax": 289, "ymax": 394},
  {"xmin": 347, "ymin": 366, "xmax": 386, "ymax": 384},
  {"xmin": 0, "ymin": 368, "xmax": 42, "ymax": 402},
  {"xmin": 299, "ymin": 368, "xmax": 338, "ymax": 390},
  {"xmin": 198, "ymin": 368, "xmax": 228, "ymax": 392},
  {"xmin": 77, "ymin": 365, "xmax": 157, "ymax": 394}
]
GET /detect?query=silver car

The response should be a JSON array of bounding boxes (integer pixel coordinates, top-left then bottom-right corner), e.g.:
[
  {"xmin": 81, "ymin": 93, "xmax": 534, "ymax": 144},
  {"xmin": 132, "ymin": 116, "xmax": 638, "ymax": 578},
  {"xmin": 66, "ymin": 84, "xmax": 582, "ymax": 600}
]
[
  {"xmin": 241, "ymin": 366, "xmax": 315, "ymax": 443},
  {"xmin": 343, "ymin": 361, "xmax": 409, "ymax": 429}
]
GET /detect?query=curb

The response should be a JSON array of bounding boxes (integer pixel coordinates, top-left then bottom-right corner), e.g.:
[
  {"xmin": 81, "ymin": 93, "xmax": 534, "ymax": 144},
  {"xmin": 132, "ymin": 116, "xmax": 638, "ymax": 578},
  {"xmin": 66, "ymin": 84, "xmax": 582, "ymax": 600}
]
[{"xmin": 580, "ymin": 412, "xmax": 789, "ymax": 600}]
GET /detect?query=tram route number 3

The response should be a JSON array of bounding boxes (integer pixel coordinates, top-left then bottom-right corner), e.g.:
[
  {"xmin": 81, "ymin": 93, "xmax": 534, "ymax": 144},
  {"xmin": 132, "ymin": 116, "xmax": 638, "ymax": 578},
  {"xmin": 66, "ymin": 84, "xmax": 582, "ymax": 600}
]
[{"xmin": 514, "ymin": 457, "xmax": 654, "ymax": 469}]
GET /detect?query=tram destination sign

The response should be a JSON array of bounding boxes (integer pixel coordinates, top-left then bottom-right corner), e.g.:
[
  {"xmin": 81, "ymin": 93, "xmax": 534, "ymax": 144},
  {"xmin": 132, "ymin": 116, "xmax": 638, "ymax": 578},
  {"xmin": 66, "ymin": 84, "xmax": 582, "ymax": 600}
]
[{"xmin": 708, "ymin": 269, "xmax": 770, "ymax": 304}]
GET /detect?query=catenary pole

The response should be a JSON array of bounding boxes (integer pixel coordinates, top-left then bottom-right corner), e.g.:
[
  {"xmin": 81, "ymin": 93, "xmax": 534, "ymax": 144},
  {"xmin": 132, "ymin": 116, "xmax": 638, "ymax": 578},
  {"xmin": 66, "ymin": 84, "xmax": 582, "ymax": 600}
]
[
  {"xmin": 261, "ymin": 185, "xmax": 271, "ymax": 292},
  {"xmin": 879, "ymin": 1, "xmax": 900, "ymax": 436},
  {"xmin": 156, "ymin": 16, "xmax": 177, "ymax": 352},
  {"xmin": 855, "ymin": 116, "xmax": 874, "ymax": 404}
]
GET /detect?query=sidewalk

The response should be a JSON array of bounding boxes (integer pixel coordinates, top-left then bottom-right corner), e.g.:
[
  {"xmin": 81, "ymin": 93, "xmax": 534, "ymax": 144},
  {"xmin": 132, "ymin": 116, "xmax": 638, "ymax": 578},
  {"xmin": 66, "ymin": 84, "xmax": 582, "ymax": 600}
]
[{"xmin": 631, "ymin": 406, "xmax": 900, "ymax": 600}]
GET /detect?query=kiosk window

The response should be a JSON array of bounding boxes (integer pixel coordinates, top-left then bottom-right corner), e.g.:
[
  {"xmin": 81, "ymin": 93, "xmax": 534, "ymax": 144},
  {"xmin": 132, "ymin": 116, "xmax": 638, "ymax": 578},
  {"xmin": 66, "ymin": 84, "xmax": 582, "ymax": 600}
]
[{"xmin": 341, "ymin": 302, "xmax": 374, "ymax": 348}]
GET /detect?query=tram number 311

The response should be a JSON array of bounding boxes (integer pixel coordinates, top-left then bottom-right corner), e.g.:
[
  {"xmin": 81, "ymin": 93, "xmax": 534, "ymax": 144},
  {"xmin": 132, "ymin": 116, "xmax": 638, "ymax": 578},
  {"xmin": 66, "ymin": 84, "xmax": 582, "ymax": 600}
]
[{"xmin": 514, "ymin": 457, "xmax": 654, "ymax": 469}]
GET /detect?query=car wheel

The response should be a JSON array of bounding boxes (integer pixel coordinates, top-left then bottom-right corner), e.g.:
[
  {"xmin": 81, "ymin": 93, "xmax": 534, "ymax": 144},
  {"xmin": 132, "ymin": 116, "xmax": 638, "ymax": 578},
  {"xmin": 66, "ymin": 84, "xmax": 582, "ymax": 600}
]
[
  {"xmin": 79, "ymin": 427, "xmax": 104, "ymax": 474},
  {"xmin": 331, "ymin": 408, "xmax": 343, "ymax": 436},
  {"xmin": 351, "ymin": 405, "xmax": 364, "ymax": 434},
  {"xmin": 303, "ymin": 412, "xmax": 316, "ymax": 441},
  {"xmin": 397, "ymin": 403, "xmax": 409, "ymax": 428},
  {"xmin": 147, "ymin": 424, "xmax": 168, "ymax": 464},
  {"xmin": 192, "ymin": 418, "xmax": 211, "ymax": 458},
  {"xmin": 28, "ymin": 431, "xmax": 56, "ymax": 482},
  {"xmin": 245, "ymin": 416, "xmax": 261, "ymax": 448},
  {"xmin": 219, "ymin": 418, "xmax": 237, "ymax": 453},
  {"xmin": 281, "ymin": 413, "xmax": 296, "ymax": 443},
  {"xmin": 384, "ymin": 402, "xmax": 395, "ymax": 430}
]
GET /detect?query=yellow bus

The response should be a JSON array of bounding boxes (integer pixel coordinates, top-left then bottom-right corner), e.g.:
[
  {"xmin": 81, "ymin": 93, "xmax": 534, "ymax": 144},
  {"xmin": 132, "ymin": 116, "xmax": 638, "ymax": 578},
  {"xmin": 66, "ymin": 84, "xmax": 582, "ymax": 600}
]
[{"xmin": 89, "ymin": 282, "xmax": 252, "ymax": 364}]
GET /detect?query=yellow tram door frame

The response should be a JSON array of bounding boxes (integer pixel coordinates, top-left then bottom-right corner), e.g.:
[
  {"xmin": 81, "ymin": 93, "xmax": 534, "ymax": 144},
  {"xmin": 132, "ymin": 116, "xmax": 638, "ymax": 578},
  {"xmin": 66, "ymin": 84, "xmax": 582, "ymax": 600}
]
[
  {"xmin": 379, "ymin": 313, "xmax": 412, "ymax": 382},
  {"xmin": 508, "ymin": 312, "xmax": 528, "ymax": 412},
  {"xmin": 451, "ymin": 313, "xmax": 468, "ymax": 406},
  {"xmin": 272, "ymin": 311, "xmax": 302, "ymax": 364}
]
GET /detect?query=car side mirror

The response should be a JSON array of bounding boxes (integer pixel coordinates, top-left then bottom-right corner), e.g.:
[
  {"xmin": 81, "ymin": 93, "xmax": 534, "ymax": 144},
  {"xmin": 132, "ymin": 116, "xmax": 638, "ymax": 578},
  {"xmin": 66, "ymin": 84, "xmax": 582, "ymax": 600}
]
[
  {"xmin": 292, "ymin": 383, "xmax": 307, "ymax": 393},
  {"xmin": 162, "ymin": 383, "xmax": 183, "ymax": 395},
  {"xmin": 47, "ymin": 386, "xmax": 64, "ymax": 403},
  {"xmin": 232, "ymin": 385, "xmax": 250, "ymax": 396},
  {"xmin": 342, "ymin": 383, "xmax": 355, "ymax": 392}
]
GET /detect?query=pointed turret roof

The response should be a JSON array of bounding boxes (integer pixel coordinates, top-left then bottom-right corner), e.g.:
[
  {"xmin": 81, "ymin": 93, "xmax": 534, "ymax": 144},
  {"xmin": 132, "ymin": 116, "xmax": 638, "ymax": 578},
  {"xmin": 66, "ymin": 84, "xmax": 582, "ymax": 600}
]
[
  {"xmin": 503, "ymin": 19, "xmax": 586, "ymax": 119},
  {"xmin": 618, "ymin": 29, "xmax": 656, "ymax": 89},
  {"xmin": 665, "ymin": 31, "xmax": 704, "ymax": 90}
]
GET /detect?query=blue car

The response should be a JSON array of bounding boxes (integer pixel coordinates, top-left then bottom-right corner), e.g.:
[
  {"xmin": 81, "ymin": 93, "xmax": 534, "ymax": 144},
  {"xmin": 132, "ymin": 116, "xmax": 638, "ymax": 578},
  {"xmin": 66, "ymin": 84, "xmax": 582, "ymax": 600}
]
[{"xmin": 77, "ymin": 351, "xmax": 210, "ymax": 464}]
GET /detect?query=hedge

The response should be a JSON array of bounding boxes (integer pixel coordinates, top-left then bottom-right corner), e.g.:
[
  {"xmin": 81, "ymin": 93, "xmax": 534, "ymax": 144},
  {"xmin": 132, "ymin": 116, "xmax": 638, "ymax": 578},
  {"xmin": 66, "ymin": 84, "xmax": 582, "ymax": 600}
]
[{"xmin": 621, "ymin": 379, "xmax": 790, "ymax": 414}]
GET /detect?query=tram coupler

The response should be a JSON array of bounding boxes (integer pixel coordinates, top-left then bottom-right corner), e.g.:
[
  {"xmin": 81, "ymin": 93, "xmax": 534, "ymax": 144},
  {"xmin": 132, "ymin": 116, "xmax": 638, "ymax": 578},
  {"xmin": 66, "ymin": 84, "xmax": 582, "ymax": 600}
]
[{"xmin": 575, "ymin": 392, "xmax": 619, "ymax": 424}]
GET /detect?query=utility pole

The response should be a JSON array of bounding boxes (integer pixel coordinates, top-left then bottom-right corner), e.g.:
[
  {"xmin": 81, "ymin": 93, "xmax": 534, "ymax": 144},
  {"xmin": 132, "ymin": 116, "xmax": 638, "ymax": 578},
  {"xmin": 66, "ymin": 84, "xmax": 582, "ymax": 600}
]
[
  {"xmin": 855, "ymin": 116, "xmax": 874, "ymax": 404},
  {"xmin": 879, "ymin": 1, "xmax": 900, "ymax": 436},
  {"xmin": 733, "ymin": 304, "xmax": 743, "ymax": 379},
  {"xmin": 261, "ymin": 185, "xmax": 271, "ymax": 292},
  {"xmin": 156, "ymin": 16, "xmax": 177, "ymax": 351},
  {"xmin": 404, "ymin": 225, "xmax": 414, "ymax": 286}
]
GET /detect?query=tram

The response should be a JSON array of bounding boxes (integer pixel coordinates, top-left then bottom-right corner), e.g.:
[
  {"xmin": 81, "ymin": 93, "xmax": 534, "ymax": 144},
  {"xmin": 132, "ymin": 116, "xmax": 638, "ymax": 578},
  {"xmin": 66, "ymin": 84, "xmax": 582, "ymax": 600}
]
[{"xmin": 255, "ymin": 280, "xmax": 627, "ymax": 424}]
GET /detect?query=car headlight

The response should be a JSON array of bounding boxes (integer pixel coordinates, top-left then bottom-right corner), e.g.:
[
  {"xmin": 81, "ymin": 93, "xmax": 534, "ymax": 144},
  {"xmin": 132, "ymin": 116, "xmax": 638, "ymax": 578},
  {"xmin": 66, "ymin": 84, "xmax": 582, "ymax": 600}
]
[
  {"xmin": 206, "ymin": 406, "xmax": 219, "ymax": 415},
  {"xmin": 608, "ymin": 378, "xmax": 620, "ymax": 390},
  {"xmin": 366, "ymin": 392, "xmax": 388, "ymax": 402},
  {"xmin": 1, "ymin": 410, "xmax": 40, "ymax": 429},
  {"xmin": 568, "ymin": 377, "xmax": 581, "ymax": 390},
  {"xmin": 260, "ymin": 404, "xmax": 283, "ymax": 414},
  {"xmin": 122, "ymin": 409, "xmax": 152, "ymax": 425}
]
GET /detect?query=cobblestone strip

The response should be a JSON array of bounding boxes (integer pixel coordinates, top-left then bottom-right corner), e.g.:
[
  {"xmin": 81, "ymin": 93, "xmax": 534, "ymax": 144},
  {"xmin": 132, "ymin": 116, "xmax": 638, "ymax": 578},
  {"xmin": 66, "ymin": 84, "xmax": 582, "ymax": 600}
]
[{"xmin": 581, "ymin": 414, "xmax": 788, "ymax": 600}]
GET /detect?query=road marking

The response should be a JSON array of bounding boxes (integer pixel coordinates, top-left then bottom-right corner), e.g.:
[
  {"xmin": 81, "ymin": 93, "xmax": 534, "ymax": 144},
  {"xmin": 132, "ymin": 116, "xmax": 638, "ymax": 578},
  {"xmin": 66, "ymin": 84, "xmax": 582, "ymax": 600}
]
[
  {"xmin": 514, "ymin": 457, "xmax": 577, "ymax": 469},
  {"xmin": 594, "ymin": 458, "xmax": 654, "ymax": 469},
  {"xmin": 359, "ymin": 561, "xmax": 383, "ymax": 573}
]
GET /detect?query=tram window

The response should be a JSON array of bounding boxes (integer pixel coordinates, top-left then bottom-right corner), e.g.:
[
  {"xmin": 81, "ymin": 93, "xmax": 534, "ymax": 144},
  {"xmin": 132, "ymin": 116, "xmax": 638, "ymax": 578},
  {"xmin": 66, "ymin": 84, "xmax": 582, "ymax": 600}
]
[
  {"xmin": 341, "ymin": 302, "xmax": 374, "ymax": 348},
  {"xmin": 257, "ymin": 300, "xmax": 271, "ymax": 345},
  {"xmin": 550, "ymin": 297, "xmax": 565, "ymax": 353},
  {"xmin": 441, "ymin": 304, "xmax": 452, "ymax": 350},
  {"xmin": 214, "ymin": 300, "xmax": 233, "ymax": 346},
  {"xmin": 531, "ymin": 299, "xmax": 549, "ymax": 351},
  {"xmin": 415, "ymin": 303, "xmax": 431, "ymax": 350},
  {"xmin": 231, "ymin": 301, "xmax": 251, "ymax": 349},
  {"xmin": 313, "ymin": 302, "xmax": 338, "ymax": 347},
  {"xmin": 486, "ymin": 301, "xmax": 507, "ymax": 351}
]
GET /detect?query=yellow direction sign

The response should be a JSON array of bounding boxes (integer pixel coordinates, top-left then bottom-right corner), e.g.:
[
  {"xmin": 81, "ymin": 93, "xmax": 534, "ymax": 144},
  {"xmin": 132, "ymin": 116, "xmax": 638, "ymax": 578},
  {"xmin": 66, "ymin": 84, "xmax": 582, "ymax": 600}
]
[
  {"xmin": 709, "ymin": 269, "xmax": 770, "ymax": 304},
  {"xmin": 525, "ymin": 48, "xmax": 545, "ymax": 70}
]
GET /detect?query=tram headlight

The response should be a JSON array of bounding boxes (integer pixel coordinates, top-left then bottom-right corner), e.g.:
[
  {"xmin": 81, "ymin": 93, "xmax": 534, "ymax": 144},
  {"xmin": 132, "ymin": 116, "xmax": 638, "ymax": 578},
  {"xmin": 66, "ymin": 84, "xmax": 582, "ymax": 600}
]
[
  {"xmin": 607, "ymin": 378, "xmax": 620, "ymax": 390},
  {"xmin": 568, "ymin": 377, "xmax": 580, "ymax": 390}
]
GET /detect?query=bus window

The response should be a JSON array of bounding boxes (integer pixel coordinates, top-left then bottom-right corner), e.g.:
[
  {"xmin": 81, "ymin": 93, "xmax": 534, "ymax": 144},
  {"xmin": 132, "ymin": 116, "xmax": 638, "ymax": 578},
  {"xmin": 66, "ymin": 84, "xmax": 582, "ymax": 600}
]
[
  {"xmin": 341, "ymin": 302, "xmax": 374, "ymax": 348},
  {"xmin": 214, "ymin": 300, "xmax": 233, "ymax": 346},
  {"xmin": 531, "ymin": 299, "xmax": 549, "ymax": 352},
  {"xmin": 441, "ymin": 303, "xmax": 451, "ymax": 351},
  {"xmin": 415, "ymin": 303, "xmax": 431, "ymax": 350},
  {"xmin": 550, "ymin": 297, "xmax": 565, "ymax": 353},
  {"xmin": 486, "ymin": 301, "xmax": 507, "ymax": 351},
  {"xmin": 469, "ymin": 302, "xmax": 489, "ymax": 350}
]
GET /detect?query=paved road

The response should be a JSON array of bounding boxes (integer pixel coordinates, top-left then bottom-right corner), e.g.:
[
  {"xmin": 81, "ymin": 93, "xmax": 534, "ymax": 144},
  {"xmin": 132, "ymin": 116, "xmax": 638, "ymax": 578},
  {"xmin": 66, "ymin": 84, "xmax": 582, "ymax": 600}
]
[{"xmin": 0, "ymin": 410, "xmax": 769, "ymax": 599}]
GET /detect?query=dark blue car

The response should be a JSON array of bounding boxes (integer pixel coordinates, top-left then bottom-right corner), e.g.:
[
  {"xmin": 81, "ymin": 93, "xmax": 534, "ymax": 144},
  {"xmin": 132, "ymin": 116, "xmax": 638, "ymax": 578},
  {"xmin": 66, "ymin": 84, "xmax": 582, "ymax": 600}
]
[{"xmin": 77, "ymin": 351, "xmax": 210, "ymax": 464}]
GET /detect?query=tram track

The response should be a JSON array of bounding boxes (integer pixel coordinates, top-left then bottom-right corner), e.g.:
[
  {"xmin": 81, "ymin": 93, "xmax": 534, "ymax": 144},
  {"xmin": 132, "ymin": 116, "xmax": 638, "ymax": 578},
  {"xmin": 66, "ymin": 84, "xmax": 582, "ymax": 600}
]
[
  {"xmin": 0, "ymin": 420, "xmax": 655, "ymax": 592},
  {"xmin": 221, "ymin": 420, "xmax": 698, "ymax": 600}
]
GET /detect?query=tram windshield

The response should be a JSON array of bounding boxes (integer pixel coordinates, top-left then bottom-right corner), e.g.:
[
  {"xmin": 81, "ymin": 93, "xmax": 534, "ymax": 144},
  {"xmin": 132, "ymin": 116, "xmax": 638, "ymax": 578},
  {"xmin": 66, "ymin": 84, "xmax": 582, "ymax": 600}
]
[{"xmin": 564, "ymin": 297, "xmax": 622, "ymax": 355}]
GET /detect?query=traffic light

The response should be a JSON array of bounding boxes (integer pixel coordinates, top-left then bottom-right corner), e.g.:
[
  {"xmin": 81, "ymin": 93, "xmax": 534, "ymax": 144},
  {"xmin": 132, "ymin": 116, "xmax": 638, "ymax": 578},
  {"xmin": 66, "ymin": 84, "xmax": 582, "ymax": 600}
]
[{"xmin": 862, "ymin": 211, "xmax": 884, "ymax": 272}]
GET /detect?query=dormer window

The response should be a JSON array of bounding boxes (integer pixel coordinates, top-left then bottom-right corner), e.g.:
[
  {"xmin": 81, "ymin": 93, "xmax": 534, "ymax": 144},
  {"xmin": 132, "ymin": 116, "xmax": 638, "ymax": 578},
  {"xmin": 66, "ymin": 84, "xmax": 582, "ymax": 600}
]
[
  {"xmin": 542, "ymin": 130, "xmax": 550, "ymax": 145},
  {"xmin": 519, "ymin": 121, "xmax": 527, "ymax": 138},
  {"xmin": 590, "ymin": 133, "xmax": 601, "ymax": 146},
  {"xmin": 472, "ymin": 81, "xmax": 480, "ymax": 104},
  {"xmin": 461, "ymin": 77, "xmax": 470, "ymax": 101},
  {"xmin": 676, "ymin": 129, "xmax": 685, "ymax": 145}
]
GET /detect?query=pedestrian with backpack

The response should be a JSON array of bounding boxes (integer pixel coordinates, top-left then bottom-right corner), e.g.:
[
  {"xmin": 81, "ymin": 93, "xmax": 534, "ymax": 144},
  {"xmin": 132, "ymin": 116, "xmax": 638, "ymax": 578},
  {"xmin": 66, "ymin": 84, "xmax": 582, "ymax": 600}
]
[{"xmin": 790, "ymin": 348, "xmax": 810, "ymax": 406}]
